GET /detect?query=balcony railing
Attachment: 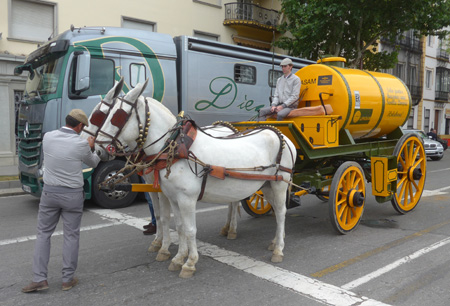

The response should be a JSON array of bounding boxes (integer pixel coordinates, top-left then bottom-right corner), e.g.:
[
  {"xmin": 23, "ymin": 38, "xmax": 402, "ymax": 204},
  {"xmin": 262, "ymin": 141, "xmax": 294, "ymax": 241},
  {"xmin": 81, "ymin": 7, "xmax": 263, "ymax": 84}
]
[
  {"xmin": 407, "ymin": 84, "xmax": 421, "ymax": 97},
  {"xmin": 437, "ymin": 48, "xmax": 450, "ymax": 61},
  {"xmin": 224, "ymin": 2, "xmax": 279, "ymax": 29},
  {"xmin": 435, "ymin": 90, "xmax": 449, "ymax": 101}
]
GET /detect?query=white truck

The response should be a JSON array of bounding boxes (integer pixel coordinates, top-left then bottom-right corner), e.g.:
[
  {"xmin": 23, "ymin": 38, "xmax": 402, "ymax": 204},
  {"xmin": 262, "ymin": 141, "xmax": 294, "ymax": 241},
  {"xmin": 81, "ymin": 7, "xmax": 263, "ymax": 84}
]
[{"xmin": 15, "ymin": 26, "xmax": 312, "ymax": 208}]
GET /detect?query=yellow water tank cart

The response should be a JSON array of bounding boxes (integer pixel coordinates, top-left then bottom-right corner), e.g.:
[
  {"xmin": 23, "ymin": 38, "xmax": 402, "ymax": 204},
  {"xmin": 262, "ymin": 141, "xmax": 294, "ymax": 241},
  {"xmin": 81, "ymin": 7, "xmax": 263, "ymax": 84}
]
[{"xmin": 296, "ymin": 59, "xmax": 411, "ymax": 139}]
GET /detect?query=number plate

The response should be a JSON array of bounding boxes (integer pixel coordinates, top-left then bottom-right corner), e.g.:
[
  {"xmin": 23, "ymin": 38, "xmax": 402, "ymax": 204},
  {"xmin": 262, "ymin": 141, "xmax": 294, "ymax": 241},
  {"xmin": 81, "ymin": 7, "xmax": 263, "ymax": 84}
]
[{"xmin": 22, "ymin": 185, "xmax": 31, "ymax": 193}]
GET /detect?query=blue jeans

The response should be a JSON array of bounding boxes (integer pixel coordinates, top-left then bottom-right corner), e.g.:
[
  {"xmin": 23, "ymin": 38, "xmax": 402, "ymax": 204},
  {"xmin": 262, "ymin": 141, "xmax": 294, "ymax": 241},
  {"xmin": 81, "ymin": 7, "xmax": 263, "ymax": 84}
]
[{"xmin": 144, "ymin": 191, "xmax": 156, "ymax": 225}]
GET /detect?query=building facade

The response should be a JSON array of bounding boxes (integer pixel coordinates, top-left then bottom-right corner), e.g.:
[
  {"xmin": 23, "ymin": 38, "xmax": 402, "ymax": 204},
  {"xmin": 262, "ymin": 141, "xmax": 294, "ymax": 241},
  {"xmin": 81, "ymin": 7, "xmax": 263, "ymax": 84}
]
[
  {"xmin": 380, "ymin": 30, "xmax": 450, "ymax": 139},
  {"xmin": 0, "ymin": 0, "xmax": 283, "ymax": 168}
]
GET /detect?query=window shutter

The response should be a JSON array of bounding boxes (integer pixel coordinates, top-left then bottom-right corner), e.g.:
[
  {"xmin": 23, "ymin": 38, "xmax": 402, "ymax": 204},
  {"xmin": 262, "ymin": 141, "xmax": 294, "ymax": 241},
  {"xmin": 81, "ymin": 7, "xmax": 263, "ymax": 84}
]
[{"xmin": 11, "ymin": 0, "xmax": 54, "ymax": 42}]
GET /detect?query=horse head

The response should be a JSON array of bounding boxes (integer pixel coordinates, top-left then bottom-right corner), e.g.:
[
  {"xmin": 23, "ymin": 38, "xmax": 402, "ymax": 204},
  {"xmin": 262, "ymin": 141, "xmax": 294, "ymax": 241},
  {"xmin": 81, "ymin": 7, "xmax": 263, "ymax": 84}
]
[
  {"xmin": 95, "ymin": 79, "xmax": 149, "ymax": 161},
  {"xmin": 81, "ymin": 77, "xmax": 124, "ymax": 140}
]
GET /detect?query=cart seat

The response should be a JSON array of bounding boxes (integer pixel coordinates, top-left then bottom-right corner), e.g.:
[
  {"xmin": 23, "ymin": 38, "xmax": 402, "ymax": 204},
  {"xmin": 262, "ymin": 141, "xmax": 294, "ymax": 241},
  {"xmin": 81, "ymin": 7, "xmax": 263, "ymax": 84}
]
[{"xmin": 286, "ymin": 104, "xmax": 333, "ymax": 118}]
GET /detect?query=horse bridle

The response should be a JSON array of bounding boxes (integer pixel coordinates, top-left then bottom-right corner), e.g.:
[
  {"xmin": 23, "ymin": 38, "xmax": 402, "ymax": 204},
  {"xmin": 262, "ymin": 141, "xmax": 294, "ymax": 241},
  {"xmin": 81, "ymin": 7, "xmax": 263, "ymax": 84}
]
[
  {"xmin": 82, "ymin": 99, "xmax": 116, "ymax": 138},
  {"xmin": 95, "ymin": 96, "xmax": 150, "ymax": 155}
]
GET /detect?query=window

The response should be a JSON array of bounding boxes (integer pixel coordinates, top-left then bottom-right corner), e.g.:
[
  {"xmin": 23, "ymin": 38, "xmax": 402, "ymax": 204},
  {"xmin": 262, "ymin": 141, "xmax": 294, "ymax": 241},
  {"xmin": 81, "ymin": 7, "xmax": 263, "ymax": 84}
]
[
  {"xmin": 407, "ymin": 108, "xmax": 414, "ymax": 129},
  {"xmin": 426, "ymin": 69, "xmax": 433, "ymax": 89},
  {"xmin": 130, "ymin": 64, "xmax": 147, "ymax": 88},
  {"xmin": 70, "ymin": 58, "xmax": 114, "ymax": 97},
  {"xmin": 436, "ymin": 67, "xmax": 450, "ymax": 93},
  {"xmin": 122, "ymin": 17, "xmax": 156, "ymax": 32},
  {"xmin": 408, "ymin": 65, "xmax": 417, "ymax": 86},
  {"xmin": 234, "ymin": 64, "xmax": 256, "ymax": 84},
  {"xmin": 424, "ymin": 108, "xmax": 430, "ymax": 133},
  {"xmin": 396, "ymin": 63, "xmax": 405, "ymax": 81},
  {"xmin": 193, "ymin": 30, "xmax": 219, "ymax": 41},
  {"xmin": 269, "ymin": 69, "xmax": 283, "ymax": 87},
  {"xmin": 10, "ymin": 0, "xmax": 56, "ymax": 42},
  {"xmin": 428, "ymin": 35, "xmax": 434, "ymax": 47}
]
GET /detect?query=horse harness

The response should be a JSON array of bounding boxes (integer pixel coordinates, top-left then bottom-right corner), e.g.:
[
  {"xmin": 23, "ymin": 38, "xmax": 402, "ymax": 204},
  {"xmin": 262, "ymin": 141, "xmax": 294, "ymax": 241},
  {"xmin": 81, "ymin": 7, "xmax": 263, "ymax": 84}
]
[
  {"xmin": 95, "ymin": 96, "xmax": 151, "ymax": 154},
  {"xmin": 134, "ymin": 119, "xmax": 293, "ymax": 201}
]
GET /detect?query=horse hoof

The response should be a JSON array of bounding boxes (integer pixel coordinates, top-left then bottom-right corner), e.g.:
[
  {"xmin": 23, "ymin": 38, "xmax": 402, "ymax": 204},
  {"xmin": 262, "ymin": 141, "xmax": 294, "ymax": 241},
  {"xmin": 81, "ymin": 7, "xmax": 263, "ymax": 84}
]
[
  {"xmin": 156, "ymin": 252, "xmax": 171, "ymax": 262},
  {"xmin": 268, "ymin": 243, "xmax": 275, "ymax": 251},
  {"xmin": 179, "ymin": 267, "xmax": 195, "ymax": 278},
  {"xmin": 227, "ymin": 232, "xmax": 237, "ymax": 240},
  {"xmin": 220, "ymin": 227, "xmax": 228, "ymax": 236},
  {"xmin": 271, "ymin": 254, "xmax": 284, "ymax": 263},
  {"xmin": 168, "ymin": 262, "xmax": 182, "ymax": 272},
  {"xmin": 148, "ymin": 244, "xmax": 161, "ymax": 253}
]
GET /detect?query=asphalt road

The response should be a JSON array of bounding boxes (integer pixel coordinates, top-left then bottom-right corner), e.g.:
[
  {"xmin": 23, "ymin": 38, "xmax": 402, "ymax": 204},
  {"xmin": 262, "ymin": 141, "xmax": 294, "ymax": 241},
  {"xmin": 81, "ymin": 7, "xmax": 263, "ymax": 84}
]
[{"xmin": 2, "ymin": 152, "xmax": 450, "ymax": 306}]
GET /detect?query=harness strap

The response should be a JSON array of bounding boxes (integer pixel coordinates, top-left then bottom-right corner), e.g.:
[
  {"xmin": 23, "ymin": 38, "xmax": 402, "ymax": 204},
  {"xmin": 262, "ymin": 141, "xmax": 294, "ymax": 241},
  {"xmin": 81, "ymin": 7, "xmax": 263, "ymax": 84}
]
[{"xmin": 209, "ymin": 165, "xmax": 284, "ymax": 181}]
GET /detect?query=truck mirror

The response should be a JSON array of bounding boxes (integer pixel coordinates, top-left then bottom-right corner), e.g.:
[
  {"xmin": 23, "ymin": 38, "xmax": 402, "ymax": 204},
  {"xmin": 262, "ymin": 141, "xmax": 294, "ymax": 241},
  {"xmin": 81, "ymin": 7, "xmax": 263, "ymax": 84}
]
[{"xmin": 75, "ymin": 52, "xmax": 91, "ymax": 92}]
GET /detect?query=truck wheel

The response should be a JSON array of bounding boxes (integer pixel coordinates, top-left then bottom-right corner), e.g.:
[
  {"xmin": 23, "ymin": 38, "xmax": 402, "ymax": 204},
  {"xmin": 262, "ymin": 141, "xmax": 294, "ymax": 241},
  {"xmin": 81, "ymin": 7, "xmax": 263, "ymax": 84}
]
[{"xmin": 92, "ymin": 160, "xmax": 139, "ymax": 209}]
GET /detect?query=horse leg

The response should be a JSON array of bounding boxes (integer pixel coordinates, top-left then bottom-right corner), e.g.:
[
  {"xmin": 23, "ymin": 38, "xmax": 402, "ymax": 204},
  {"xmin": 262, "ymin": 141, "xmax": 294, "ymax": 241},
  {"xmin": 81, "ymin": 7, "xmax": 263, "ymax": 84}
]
[
  {"xmin": 220, "ymin": 203, "xmax": 232, "ymax": 237},
  {"xmin": 148, "ymin": 192, "xmax": 162, "ymax": 252},
  {"xmin": 226, "ymin": 202, "xmax": 239, "ymax": 240},
  {"xmin": 154, "ymin": 193, "xmax": 172, "ymax": 261},
  {"xmin": 262, "ymin": 184, "xmax": 287, "ymax": 263},
  {"xmin": 178, "ymin": 199, "xmax": 198, "ymax": 278},
  {"xmin": 168, "ymin": 200, "xmax": 188, "ymax": 272}
]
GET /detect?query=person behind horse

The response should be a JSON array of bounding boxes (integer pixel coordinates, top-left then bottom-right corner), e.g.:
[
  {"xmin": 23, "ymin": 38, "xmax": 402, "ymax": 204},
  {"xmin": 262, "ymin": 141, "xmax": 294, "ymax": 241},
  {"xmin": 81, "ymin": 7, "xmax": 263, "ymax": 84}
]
[
  {"xmin": 22, "ymin": 109, "xmax": 100, "ymax": 293},
  {"xmin": 141, "ymin": 177, "xmax": 157, "ymax": 235},
  {"xmin": 258, "ymin": 58, "xmax": 301, "ymax": 121}
]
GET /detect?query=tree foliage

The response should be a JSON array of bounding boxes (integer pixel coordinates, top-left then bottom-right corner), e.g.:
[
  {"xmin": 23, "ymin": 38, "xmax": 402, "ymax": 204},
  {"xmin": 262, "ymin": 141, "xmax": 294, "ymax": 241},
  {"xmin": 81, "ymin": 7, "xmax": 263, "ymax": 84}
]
[{"xmin": 276, "ymin": 0, "xmax": 450, "ymax": 69}]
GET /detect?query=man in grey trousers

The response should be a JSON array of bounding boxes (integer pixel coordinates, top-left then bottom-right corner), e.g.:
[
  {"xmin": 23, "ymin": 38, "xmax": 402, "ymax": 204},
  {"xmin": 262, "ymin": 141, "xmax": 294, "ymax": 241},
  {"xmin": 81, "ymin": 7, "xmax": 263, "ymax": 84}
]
[{"xmin": 22, "ymin": 109, "xmax": 100, "ymax": 293}]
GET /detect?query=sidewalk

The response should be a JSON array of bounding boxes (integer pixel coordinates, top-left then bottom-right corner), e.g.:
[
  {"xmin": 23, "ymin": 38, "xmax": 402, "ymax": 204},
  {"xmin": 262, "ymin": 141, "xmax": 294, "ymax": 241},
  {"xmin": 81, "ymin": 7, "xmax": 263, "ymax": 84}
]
[{"xmin": 0, "ymin": 165, "xmax": 25, "ymax": 197}]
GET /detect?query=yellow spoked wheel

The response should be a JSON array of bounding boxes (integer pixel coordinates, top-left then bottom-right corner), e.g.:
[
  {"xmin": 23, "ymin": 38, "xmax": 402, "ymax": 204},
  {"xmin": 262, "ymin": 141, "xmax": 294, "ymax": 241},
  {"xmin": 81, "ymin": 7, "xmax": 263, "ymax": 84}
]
[
  {"xmin": 329, "ymin": 162, "xmax": 366, "ymax": 234},
  {"xmin": 391, "ymin": 133, "xmax": 426, "ymax": 214},
  {"xmin": 241, "ymin": 190, "xmax": 272, "ymax": 217}
]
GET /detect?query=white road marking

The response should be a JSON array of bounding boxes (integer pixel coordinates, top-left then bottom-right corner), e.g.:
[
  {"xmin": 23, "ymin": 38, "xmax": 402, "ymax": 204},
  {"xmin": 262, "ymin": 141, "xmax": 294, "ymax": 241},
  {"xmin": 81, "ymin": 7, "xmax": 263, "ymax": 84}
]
[
  {"xmin": 422, "ymin": 185, "xmax": 450, "ymax": 197},
  {"xmin": 342, "ymin": 236, "xmax": 450, "ymax": 290},
  {"xmin": 428, "ymin": 167, "xmax": 450, "ymax": 173},
  {"xmin": 88, "ymin": 208, "xmax": 390, "ymax": 306},
  {"xmin": 0, "ymin": 222, "xmax": 119, "ymax": 246}
]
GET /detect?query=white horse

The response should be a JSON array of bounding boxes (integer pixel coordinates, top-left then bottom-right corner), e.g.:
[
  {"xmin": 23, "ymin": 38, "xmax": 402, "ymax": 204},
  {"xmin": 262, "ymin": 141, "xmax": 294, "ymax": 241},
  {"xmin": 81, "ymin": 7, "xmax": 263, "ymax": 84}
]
[
  {"xmin": 84, "ymin": 79, "xmax": 241, "ymax": 263},
  {"xmin": 95, "ymin": 81, "xmax": 296, "ymax": 278}
]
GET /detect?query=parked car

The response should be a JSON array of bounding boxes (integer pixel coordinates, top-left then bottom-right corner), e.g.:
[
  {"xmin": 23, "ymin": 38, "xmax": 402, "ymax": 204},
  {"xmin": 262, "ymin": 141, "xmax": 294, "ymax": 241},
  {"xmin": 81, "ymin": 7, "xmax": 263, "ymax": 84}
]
[
  {"xmin": 436, "ymin": 136, "xmax": 448, "ymax": 150},
  {"xmin": 403, "ymin": 129, "xmax": 444, "ymax": 160}
]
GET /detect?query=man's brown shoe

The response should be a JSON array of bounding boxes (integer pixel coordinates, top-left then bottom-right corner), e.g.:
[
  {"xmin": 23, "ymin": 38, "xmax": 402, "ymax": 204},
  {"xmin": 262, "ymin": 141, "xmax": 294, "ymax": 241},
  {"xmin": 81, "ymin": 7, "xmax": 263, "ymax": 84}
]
[
  {"xmin": 22, "ymin": 280, "xmax": 49, "ymax": 293},
  {"xmin": 62, "ymin": 277, "xmax": 78, "ymax": 291},
  {"xmin": 143, "ymin": 222, "xmax": 153, "ymax": 229},
  {"xmin": 143, "ymin": 224, "xmax": 156, "ymax": 235}
]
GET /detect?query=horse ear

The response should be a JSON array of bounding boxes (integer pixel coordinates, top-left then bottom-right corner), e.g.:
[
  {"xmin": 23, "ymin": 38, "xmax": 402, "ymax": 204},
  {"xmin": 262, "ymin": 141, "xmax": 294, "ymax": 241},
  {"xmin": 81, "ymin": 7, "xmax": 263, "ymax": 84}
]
[
  {"xmin": 137, "ymin": 78, "xmax": 149, "ymax": 97},
  {"xmin": 114, "ymin": 77, "xmax": 125, "ymax": 98},
  {"xmin": 124, "ymin": 79, "xmax": 148, "ymax": 104},
  {"xmin": 104, "ymin": 77, "xmax": 124, "ymax": 105}
]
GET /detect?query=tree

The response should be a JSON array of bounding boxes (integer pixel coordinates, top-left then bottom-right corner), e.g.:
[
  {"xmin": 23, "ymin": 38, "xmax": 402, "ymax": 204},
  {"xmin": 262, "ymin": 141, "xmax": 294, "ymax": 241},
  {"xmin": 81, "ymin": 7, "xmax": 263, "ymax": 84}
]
[{"xmin": 276, "ymin": 0, "xmax": 450, "ymax": 69}]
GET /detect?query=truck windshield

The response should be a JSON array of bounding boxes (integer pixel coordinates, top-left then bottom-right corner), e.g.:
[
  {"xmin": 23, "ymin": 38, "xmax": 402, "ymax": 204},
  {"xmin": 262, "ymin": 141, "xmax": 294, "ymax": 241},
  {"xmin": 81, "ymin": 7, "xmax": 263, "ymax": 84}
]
[{"xmin": 25, "ymin": 55, "xmax": 64, "ymax": 98}]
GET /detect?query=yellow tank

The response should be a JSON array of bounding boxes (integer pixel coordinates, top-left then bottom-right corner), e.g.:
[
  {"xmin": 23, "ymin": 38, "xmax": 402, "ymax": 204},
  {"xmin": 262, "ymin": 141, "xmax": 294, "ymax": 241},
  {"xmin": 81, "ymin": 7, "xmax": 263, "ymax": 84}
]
[{"xmin": 295, "ymin": 62, "xmax": 411, "ymax": 139}]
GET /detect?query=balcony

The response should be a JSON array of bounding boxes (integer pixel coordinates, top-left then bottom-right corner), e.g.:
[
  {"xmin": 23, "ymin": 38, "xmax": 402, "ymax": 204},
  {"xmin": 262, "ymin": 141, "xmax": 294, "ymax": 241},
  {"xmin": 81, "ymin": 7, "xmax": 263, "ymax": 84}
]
[
  {"xmin": 224, "ymin": 2, "xmax": 279, "ymax": 50},
  {"xmin": 437, "ymin": 48, "xmax": 449, "ymax": 61},
  {"xmin": 407, "ymin": 84, "xmax": 422, "ymax": 106},
  {"xmin": 435, "ymin": 90, "xmax": 449, "ymax": 102}
]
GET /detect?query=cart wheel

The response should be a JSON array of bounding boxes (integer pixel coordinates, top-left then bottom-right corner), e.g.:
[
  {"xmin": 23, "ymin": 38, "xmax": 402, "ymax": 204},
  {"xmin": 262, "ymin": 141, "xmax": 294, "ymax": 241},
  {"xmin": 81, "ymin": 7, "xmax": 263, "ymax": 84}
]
[
  {"xmin": 391, "ymin": 133, "xmax": 426, "ymax": 214},
  {"xmin": 329, "ymin": 162, "xmax": 366, "ymax": 234},
  {"xmin": 241, "ymin": 190, "xmax": 272, "ymax": 217}
]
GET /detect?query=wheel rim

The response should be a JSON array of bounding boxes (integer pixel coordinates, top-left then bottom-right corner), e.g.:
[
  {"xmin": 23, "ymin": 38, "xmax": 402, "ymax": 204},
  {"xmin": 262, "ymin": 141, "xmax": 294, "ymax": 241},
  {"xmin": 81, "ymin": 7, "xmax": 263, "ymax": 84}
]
[
  {"xmin": 104, "ymin": 171, "xmax": 130, "ymax": 200},
  {"xmin": 394, "ymin": 136, "xmax": 426, "ymax": 212},
  {"xmin": 332, "ymin": 165, "xmax": 365, "ymax": 232},
  {"xmin": 245, "ymin": 190, "xmax": 272, "ymax": 215}
]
